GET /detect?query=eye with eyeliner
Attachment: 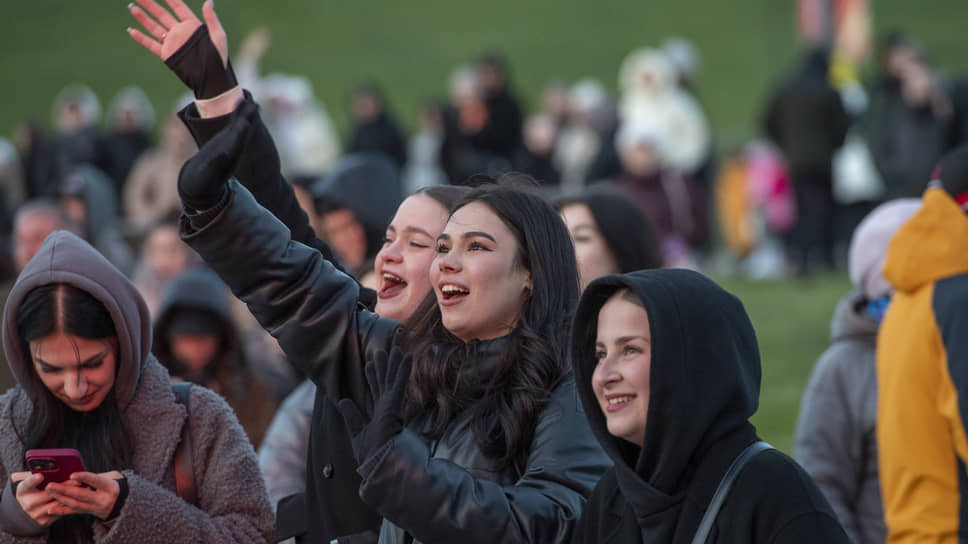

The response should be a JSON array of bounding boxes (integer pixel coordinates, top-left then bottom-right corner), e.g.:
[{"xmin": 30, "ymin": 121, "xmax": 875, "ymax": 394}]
[{"xmin": 468, "ymin": 240, "xmax": 491, "ymax": 251}]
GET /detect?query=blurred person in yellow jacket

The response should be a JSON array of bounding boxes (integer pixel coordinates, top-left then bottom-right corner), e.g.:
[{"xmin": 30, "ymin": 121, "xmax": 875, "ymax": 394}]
[{"xmin": 877, "ymin": 144, "xmax": 968, "ymax": 542}]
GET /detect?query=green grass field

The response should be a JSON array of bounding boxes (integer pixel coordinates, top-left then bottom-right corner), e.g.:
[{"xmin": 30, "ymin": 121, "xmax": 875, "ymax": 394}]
[
  {"xmin": 0, "ymin": 1, "xmax": 959, "ymax": 454},
  {"xmin": 719, "ymin": 273, "xmax": 852, "ymax": 452}
]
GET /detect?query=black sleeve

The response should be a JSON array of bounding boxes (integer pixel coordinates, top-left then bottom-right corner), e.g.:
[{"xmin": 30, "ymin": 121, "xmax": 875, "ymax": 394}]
[
  {"xmin": 934, "ymin": 275, "xmax": 968, "ymax": 444},
  {"xmin": 180, "ymin": 180, "xmax": 398, "ymax": 407},
  {"xmin": 177, "ymin": 92, "xmax": 377, "ymax": 309}
]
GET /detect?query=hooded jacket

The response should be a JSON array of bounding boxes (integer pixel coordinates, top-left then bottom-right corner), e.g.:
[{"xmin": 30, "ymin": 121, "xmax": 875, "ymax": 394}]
[
  {"xmin": 181, "ymin": 180, "xmax": 611, "ymax": 544},
  {"xmin": 0, "ymin": 231, "xmax": 273, "ymax": 542},
  {"xmin": 794, "ymin": 289, "xmax": 885, "ymax": 544},
  {"xmin": 60, "ymin": 165, "xmax": 134, "ymax": 278},
  {"xmin": 877, "ymin": 187, "xmax": 968, "ymax": 542},
  {"xmin": 569, "ymin": 269, "xmax": 849, "ymax": 543},
  {"xmin": 152, "ymin": 267, "xmax": 276, "ymax": 449}
]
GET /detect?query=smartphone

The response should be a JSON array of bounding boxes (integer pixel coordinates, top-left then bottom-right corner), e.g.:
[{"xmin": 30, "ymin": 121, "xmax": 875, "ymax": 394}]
[{"xmin": 25, "ymin": 448, "xmax": 87, "ymax": 490}]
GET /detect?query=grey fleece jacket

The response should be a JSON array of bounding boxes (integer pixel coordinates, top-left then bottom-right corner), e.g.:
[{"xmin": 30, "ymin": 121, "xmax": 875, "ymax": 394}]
[
  {"xmin": 793, "ymin": 289, "xmax": 886, "ymax": 544},
  {"xmin": 0, "ymin": 231, "xmax": 274, "ymax": 542}
]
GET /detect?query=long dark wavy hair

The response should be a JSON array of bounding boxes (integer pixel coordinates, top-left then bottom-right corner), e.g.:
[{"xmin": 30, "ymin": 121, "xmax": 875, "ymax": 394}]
[
  {"xmin": 404, "ymin": 174, "xmax": 580, "ymax": 473},
  {"xmin": 15, "ymin": 283, "xmax": 134, "ymax": 472}
]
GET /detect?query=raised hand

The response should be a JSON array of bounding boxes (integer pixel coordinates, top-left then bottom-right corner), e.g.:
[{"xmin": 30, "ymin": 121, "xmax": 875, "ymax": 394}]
[
  {"xmin": 177, "ymin": 98, "xmax": 258, "ymax": 211},
  {"xmin": 11, "ymin": 472, "xmax": 60, "ymax": 527},
  {"xmin": 338, "ymin": 347, "xmax": 413, "ymax": 465},
  {"xmin": 45, "ymin": 471, "xmax": 124, "ymax": 521},
  {"xmin": 127, "ymin": 0, "xmax": 236, "ymax": 99}
]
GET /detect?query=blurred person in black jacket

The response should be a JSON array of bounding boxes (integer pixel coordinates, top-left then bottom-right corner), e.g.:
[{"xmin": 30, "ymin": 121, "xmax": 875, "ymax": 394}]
[
  {"xmin": 764, "ymin": 47, "xmax": 849, "ymax": 274},
  {"xmin": 347, "ymin": 82, "xmax": 407, "ymax": 168}
]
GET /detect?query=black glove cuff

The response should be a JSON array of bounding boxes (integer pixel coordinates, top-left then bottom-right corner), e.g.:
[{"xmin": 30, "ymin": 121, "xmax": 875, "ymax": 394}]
[
  {"xmin": 104, "ymin": 477, "xmax": 129, "ymax": 521},
  {"xmin": 164, "ymin": 25, "xmax": 238, "ymax": 99}
]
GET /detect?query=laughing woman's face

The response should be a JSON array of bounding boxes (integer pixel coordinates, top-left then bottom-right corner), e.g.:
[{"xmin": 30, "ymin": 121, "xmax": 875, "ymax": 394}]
[
  {"xmin": 374, "ymin": 194, "xmax": 451, "ymax": 321},
  {"xmin": 431, "ymin": 202, "xmax": 531, "ymax": 343}
]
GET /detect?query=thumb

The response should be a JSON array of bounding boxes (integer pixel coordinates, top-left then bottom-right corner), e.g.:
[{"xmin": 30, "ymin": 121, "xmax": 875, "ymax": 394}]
[
  {"xmin": 337, "ymin": 398, "xmax": 366, "ymax": 434},
  {"xmin": 201, "ymin": 0, "xmax": 229, "ymax": 67}
]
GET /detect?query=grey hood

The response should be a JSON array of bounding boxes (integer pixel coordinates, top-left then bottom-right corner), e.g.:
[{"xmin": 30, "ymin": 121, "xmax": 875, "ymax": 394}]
[
  {"xmin": 830, "ymin": 289, "xmax": 878, "ymax": 344},
  {"xmin": 2, "ymin": 231, "xmax": 152, "ymax": 410}
]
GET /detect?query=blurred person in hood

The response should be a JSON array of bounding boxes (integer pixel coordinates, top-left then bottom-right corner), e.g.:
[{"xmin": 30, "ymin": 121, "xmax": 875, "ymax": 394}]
[
  {"xmin": 152, "ymin": 267, "xmax": 277, "ymax": 448},
  {"xmin": 794, "ymin": 198, "xmax": 920, "ymax": 543}
]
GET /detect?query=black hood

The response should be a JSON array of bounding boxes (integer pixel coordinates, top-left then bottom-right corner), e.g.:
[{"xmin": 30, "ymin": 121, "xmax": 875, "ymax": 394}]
[
  {"xmin": 152, "ymin": 267, "xmax": 245, "ymax": 382},
  {"xmin": 570, "ymin": 269, "xmax": 760, "ymax": 520},
  {"xmin": 311, "ymin": 153, "xmax": 402, "ymax": 235}
]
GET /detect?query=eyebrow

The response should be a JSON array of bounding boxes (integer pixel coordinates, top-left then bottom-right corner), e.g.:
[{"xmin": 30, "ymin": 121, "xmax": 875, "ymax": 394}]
[
  {"xmin": 35, "ymin": 350, "xmax": 108, "ymax": 370},
  {"xmin": 436, "ymin": 231, "xmax": 497, "ymax": 243},
  {"xmin": 572, "ymin": 223, "xmax": 597, "ymax": 233},
  {"xmin": 596, "ymin": 336, "xmax": 650, "ymax": 347},
  {"xmin": 402, "ymin": 226, "xmax": 435, "ymax": 238}
]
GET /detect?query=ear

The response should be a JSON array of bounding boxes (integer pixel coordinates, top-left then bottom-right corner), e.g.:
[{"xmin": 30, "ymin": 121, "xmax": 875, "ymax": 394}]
[{"xmin": 522, "ymin": 272, "xmax": 533, "ymax": 298}]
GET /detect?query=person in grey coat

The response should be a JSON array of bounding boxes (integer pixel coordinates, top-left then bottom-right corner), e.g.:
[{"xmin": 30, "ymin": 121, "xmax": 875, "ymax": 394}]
[
  {"xmin": 794, "ymin": 198, "xmax": 921, "ymax": 544},
  {"xmin": 0, "ymin": 230, "xmax": 273, "ymax": 542}
]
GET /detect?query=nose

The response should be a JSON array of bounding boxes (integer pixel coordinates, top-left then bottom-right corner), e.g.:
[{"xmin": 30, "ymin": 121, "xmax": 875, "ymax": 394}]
[
  {"xmin": 378, "ymin": 239, "xmax": 403, "ymax": 265},
  {"xmin": 62, "ymin": 370, "xmax": 89, "ymax": 400},
  {"xmin": 592, "ymin": 355, "xmax": 620, "ymax": 391},
  {"xmin": 438, "ymin": 248, "xmax": 461, "ymax": 273}
]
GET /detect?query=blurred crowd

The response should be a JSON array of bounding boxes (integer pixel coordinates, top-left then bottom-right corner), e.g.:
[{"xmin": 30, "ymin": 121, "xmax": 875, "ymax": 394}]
[{"xmin": 2, "ymin": 0, "xmax": 968, "ymax": 540}]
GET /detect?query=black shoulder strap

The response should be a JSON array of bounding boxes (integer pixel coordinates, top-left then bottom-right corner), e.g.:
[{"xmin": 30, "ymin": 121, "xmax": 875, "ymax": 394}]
[
  {"xmin": 690, "ymin": 440, "xmax": 774, "ymax": 544},
  {"xmin": 170, "ymin": 382, "xmax": 198, "ymax": 506}
]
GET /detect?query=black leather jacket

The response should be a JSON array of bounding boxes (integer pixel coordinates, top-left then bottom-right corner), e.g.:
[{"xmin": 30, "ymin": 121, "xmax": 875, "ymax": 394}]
[
  {"xmin": 178, "ymin": 96, "xmax": 381, "ymax": 542},
  {"xmin": 181, "ymin": 182, "xmax": 610, "ymax": 543}
]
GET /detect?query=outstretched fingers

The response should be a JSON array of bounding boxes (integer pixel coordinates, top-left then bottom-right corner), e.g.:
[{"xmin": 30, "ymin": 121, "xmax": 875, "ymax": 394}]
[
  {"xmin": 201, "ymin": 0, "xmax": 229, "ymax": 65},
  {"xmin": 127, "ymin": 27, "xmax": 164, "ymax": 58},
  {"xmin": 164, "ymin": 0, "xmax": 200, "ymax": 22},
  {"xmin": 129, "ymin": 4, "xmax": 168, "ymax": 40},
  {"xmin": 133, "ymin": 0, "xmax": 180, "ymax": 29}
]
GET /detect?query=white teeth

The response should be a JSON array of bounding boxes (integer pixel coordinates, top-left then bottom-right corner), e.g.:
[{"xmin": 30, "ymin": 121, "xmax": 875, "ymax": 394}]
[
  {"xmin": 383, "ymin": 273, "xmax": 403, "ymax": 283},
  {"xmin": 608, "ymin": 396, "xmax": 633, "ymax": 405},
  {"xmin": 441, "ymin": 284, "xmax": 469, "ymax": 294}
]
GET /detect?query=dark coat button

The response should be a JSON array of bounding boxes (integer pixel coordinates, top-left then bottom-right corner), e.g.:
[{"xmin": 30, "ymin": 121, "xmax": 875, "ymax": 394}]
[{"xmin": 322, "ymin": 464, "xmax": 334, "ymax": 479}]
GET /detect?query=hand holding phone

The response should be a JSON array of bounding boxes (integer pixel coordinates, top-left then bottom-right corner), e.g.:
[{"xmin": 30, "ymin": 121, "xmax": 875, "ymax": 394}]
[{"xmin": 25, "ymin": 448, "xmax": 87, "ymax": 491}]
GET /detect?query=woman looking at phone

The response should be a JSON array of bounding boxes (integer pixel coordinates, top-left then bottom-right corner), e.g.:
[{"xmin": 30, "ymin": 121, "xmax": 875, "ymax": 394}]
[{"xmin": 0, "ymin": 231, "xmax": 273, "ymax": 542}]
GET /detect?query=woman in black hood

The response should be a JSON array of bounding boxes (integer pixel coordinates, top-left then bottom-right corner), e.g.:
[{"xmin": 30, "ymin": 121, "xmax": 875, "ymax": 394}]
[{"xmin": 569, "ymin": 268, "xmax": 850, "ymax": 543}]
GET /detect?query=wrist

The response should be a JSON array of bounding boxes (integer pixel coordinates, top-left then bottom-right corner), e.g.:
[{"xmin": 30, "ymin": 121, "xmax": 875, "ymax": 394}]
[
  {"xmin": 195, "ymin": 86, "xmax": 244, "ymax": 118},
  {"xmin": 101, "ymin": 477, "xmax": 128, "ymax": 521}
]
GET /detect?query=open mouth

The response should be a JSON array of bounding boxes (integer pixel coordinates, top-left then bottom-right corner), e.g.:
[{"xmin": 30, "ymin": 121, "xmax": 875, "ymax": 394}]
[
  {"xmin": 605, "ymin": 394, "xmax": 635, "ymax": 413},
  {"xmin": 439, "ymin": 282, "xmax": 470, "ymax": 305},
  {"xmin": 379, "ymin": 272, "xmax": 408, "ymax": 299}
]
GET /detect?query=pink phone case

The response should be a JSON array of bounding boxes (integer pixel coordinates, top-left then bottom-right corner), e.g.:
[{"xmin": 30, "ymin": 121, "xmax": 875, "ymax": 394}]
[{"xmin": 25, "ymin": 448, "xmax": 87, "ymax": 490}]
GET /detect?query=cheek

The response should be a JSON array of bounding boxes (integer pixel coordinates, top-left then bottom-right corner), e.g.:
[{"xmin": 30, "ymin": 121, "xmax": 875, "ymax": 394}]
[
  {"xmin": 628, "ymin": 358, "xmax": 652, "ymax": 395},
  {"xmin": 429, "ymin": 256, "xmax": 442, "ymax": 285},
  {"xmin": 405, "ymin": 259, "xmax": 433, "ymax": 296},
  {"xmin": 590, "ymin": 365, "xmax": 605, "ymax": 399},
  {"xmin": 36, "ymin": 371, "xmax": 61, "ymax": 392}
]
